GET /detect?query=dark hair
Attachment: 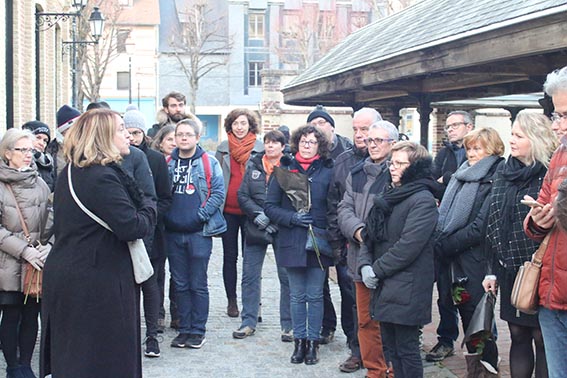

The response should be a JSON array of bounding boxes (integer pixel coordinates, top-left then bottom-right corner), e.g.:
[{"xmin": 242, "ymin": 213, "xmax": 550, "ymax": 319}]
[
  {"xmin": 224, "ymin": 108, "xmax": 260, "ymax": 134},
  {"xmin": 290, "ymin": 125, "xmax": 330, "ymax": 159},
  {"xmin": 162, "ymin": 91, "xmax": 186, "ymax": 108},
  {"xmin": 86, "ymin": 101, "xmax": 111, "ymax": 111},
  {"xmin": 263, "ymin": 130, "xmax": 286, "ymax": 146}
]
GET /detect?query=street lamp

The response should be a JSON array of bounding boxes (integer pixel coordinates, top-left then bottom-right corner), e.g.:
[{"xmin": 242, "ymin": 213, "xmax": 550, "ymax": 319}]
[{"xmin": 36, "ymin": 4, "xmax": 105, "ymax": 108}]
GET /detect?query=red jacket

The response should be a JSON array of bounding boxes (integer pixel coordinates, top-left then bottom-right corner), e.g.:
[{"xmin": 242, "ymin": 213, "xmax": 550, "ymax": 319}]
[{"xmin": 524, "ymin": 143, "xmax": 567, "ymax": 310}]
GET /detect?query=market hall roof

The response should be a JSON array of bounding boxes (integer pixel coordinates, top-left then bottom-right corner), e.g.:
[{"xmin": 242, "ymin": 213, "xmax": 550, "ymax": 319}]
[{"xmin": 282, "ymin": 0, "xmax": 567, "ymax": 109}]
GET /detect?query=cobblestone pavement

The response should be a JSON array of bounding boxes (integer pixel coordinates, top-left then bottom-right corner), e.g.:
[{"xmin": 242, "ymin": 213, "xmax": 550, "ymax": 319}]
[{"xmin": 16, "ymin": 238, "xmax": 515, "ymax": 377}]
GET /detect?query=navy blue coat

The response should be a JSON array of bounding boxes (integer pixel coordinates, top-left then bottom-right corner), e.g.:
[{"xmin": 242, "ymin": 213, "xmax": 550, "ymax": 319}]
[{"xmin": 265, "ymin": 156, "xmax": 333, "ymax": 268}]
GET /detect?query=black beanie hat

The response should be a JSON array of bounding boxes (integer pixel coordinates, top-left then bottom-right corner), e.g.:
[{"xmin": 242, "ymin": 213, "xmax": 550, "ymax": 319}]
[
  {"xmin": 22, "ymin": 121, "xmax": 51, "ymax": 145},
  {"xmin": 56, "ymin": 105, "xmax": 81, "ymax": 133},
  {"xmin": 306, "ymin": 104, "xmax": 335, "ymax": 128}
]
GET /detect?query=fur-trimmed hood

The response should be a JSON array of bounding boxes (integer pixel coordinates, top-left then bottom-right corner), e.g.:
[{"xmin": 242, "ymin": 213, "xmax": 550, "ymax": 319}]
[
  {"xmin": 280, "ymin": 154, "xmax": 334, "ymax": 169},
  {"xmin": 400, "ymin": 156, "xmax": 434, "ymax": 186}
]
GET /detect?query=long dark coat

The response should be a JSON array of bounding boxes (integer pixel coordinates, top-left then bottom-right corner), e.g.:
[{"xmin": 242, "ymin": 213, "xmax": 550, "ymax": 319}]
[{"xmin": 40, "ymin": 164, "xmax": 156, "ymax": 378}]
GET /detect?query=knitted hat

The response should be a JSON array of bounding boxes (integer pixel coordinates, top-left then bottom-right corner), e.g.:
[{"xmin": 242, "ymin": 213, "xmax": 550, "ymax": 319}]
[
  {"xmin": 123, "ymin": 105, "xmax": 147, "ymax": 134},
  {"xmin": 56, "ymin": 105, "xmax": 81, "ymax": 133},
  {"xmin": 307, "ymin": 105, "xmax": 335, "ymax": 128},
  {"xmin": 22, "ymin": 121, "xmax": 51, "ymax": 145}
]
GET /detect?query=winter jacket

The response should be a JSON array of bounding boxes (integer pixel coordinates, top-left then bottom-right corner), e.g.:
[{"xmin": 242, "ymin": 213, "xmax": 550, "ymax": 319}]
[
  {"xmin": 0, "ymin": 161, "xmax": 50, "ymax": 292},
  {"xmin": 166, "ymin": 146, "xmax": 226, "ymax": 237},
  {"xmin": 147, "ymin": 109, "xmax": 175, "ymax": 138},
  {"xmin": 432, "ymin": 141, "xmax": 467, "ymax": 189},
  {"xmin": 524, "ymin": 142, "xmax": 567, "ymax": 310},
  {"xmin": 360, "ymin": 158, "xmax": 438, "ymax": 326},
  {"xmin": 34, "ymin": 151, "xmax": 56, "ymax": 192},
  {"xmin": 265, "ymin": 155, "xmax": 334, "ymax": 268},
  {"xmin": 337, "ymin": 158, "xmax": 390, "ymax": 281},
  {"xmin": 330, "ymin": 133, "xmax": 354, "ymax": 160},
  {"xmin": 215, "ymin": 139, "xmax": 264, "ymax": 199}
]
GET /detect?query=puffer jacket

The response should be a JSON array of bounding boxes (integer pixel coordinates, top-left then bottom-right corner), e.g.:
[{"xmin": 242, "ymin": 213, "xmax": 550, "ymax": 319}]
[
  {"xmin": 524, "ymin": 142, "xmax": 567, "ymax": 310},
  {"xmin": 0, "ymin": 161, "xmax": 50, "ymax": 292}
]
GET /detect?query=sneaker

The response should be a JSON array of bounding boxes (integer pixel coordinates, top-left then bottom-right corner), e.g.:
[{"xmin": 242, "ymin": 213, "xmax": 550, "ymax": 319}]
[
  {"xmin": 187, "ymin": 334, "xmax": 207, "ymax": 349},
  {"xmin": 425, "ymin": 342, "xmax": 455, "ymax": 362},
  {"xmin": 157, "ymin": 318, "xmax": 165, "ymax": 334},
  {"xmin": 319, "ymin": 328, "xmax": 335, "ymax": 345},
  {"xmin": 281, "ymin": 329, "xmax": 293, "ymax": 343},
  {"xmin": 233, "ymin": 326, "xmax": 256, "ymax": 339},
  {"xmin": 171, "ymin": 333, "xmax": 192, "ymax": 348},
  {"xmin": 339, "ymin": 355, "xmax": 362, "ymax": 373},
  {"xmin": 144, "ymin": 336, "xmax": 161, "ymax": 357}
]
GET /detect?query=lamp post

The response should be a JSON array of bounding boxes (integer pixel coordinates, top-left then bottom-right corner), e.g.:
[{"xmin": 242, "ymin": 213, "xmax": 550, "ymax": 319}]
[
  {"xmin": 36, "ymin": 2, "xmax": 105, "ymax": 108},
  {"xmin": 125, "ymin": 42, "xmax": 135, "ymax": 106}
]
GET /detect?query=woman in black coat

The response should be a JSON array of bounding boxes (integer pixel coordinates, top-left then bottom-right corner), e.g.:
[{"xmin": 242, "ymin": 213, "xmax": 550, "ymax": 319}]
[
  {"xmin": 435, "ymin": 127, "xmax": 504, "ymax": 375},
  {"xmin": 483, "ymin": 112, "xmax": 556, "ymax": 378},
  {"xmin": 265, "ymin": 125, "xmax": 333, "ymax": 366},
  {"xmin": 360, "ymin": 141, "xmax": 438, "ymax": 378},
  {"xmin": 40, "ymin": 109, "xmax": 157, "ymax": 378}
]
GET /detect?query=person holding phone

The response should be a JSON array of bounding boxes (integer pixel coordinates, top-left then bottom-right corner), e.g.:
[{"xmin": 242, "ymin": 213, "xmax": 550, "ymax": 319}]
[{"xmin": 483, "ymin": 112, "xmax": 557, "ymax": 378}]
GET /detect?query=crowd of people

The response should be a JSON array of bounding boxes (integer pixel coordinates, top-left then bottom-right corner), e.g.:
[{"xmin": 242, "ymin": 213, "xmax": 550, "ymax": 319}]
[{"xmin": 0, "ymin": 65, "xmax": 566, "ymax": 378}]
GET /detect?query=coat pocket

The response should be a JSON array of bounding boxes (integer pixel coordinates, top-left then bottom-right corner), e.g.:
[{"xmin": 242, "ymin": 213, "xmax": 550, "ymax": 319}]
[{"xmin": 379, "ymin": 271, "xmax": 414, "ymax": 305}]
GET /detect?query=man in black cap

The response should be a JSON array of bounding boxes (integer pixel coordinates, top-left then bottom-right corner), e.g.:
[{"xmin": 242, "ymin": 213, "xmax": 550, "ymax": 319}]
[
  {"xmin": 46, "ymin": 104, "xmax": 81, "ymax": 184},
  {"xmin": 22, "ymin": 121, "xmax": 56, "ymax": 191}
]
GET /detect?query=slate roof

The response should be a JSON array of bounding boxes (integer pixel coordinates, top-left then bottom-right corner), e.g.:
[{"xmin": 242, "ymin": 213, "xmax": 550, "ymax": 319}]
[{"xmin": 284, "ymin": 0, "xmax": 567, "ymax": 89}]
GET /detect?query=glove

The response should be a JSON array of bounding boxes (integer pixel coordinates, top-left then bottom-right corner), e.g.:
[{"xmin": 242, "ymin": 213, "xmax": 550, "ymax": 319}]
[
  {"xmin": 37, "ymin": 243, "xmax": 52, "ymax": 263},
  {"xmin": 253, "ymin": 212, "xmax": 271, "ymax": 230},
  {"xmin": 291, "ymin": 212, "xmax": 313, "ymax": 228},
  {"xmin": 21, "ymin": 247, "xmax": 44, "ymax": 271},
  {"xmin": 265, "ymin": 224, "xmax": 278, "ymax": 234},
  {"xmin": 361, "ymin": 265, "xmax": 379, "ymax": 289}
]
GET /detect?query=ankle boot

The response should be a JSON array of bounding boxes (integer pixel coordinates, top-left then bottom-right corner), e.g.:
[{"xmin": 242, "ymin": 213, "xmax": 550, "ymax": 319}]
[
  {"xmin": 227, "ymin": 298, "xmax": 239, "ymax": 317},
  {"xmin": 290, "ymin": 338, "xmax": 306, "ymax": 364},
  {"xmin": 304, "ymin": 339, "xmax": 319, "ymax": 365}
]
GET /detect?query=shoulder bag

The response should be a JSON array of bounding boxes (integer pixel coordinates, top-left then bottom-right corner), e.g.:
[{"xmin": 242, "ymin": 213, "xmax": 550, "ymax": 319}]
[
  {"xmin": 67, "ymin": 164, "xmax": 153, "ymax": 284},
  {"xmin": 510, "ymin": 232, "xmax": 551, "ymax": 315},
  {"xmin": 5, "ymin": 184, "xmax": 42, "ymax": 302}
]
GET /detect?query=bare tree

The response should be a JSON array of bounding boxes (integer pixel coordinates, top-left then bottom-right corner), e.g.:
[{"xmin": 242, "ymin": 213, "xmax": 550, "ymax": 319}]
[
  {"xmin": 366, "ymin": 0, "xmax": 415, "ymax": 18},
  {"xmin": 76, "ymin": 1, "xmax": 123, "ymax": 110},
  {"xmin": 169, "ymin": 1, "xmax": 233, "ymax": 114}
]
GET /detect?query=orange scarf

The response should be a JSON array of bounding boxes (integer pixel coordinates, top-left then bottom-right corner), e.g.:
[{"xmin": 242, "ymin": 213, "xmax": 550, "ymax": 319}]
[
  {"xmin": 262, "ymin": 154, "xmax": 281, "ymax": 182},
  {"xmin": 228, "ymin": 132, "xmax": 257, "ymax": 171}
]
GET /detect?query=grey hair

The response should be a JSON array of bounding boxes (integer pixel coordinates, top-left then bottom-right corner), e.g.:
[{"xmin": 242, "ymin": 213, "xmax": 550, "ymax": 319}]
[
  {"xmin": 369, "ymin": 120, "xmax": 399, "ymax": 140},
  {"xmin": 448, "ymin": 110, "xmax": 474, "ymax": 126},
  {"xmin": 353, "ymin": 107, "xmax": 382, "ymax": 123},
  {"xmin": 544, "ymin": 66, "xmax": 567, "ymax": 97},
  {"xmin": 0, "ymin": 128, "xmax": 34, "ymax": 161}
]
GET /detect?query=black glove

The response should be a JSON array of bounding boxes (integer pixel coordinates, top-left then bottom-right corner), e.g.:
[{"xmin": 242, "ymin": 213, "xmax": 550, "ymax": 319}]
[{"xmin": 291, "ymin": 212, "xmax": 313, "ymax": 228}]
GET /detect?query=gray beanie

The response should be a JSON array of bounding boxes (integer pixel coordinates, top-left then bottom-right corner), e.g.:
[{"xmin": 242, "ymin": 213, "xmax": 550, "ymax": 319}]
[{"xmin": 123, "ymin": 105, "xmax": 147, "ymax": 134}]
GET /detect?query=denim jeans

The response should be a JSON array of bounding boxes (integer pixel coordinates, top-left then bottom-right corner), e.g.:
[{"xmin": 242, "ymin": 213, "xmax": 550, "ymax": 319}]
[
  {"xmin": 435, "ymin": 261, "xmax": 459, "ymax": 347},
  {"xmin": 538, "ymin": 307, "xmax": 567, "ymax": 378},
  {"xmin": 240, "ymin": 243, "xmax": 268, "ymax": 329},
  {"xmin": 381, "ymin": 322, "xmax": 422, "ymax": 378},
  {"xmin": 287, "ymin": 267, "xmax": 326, "ymax": 340},
  {"xmin": 221, "ymin": 213, "xmax": 246, "ymax": 300},
  {"xmin": 167, "ymin": 231, "xmax": 212, "ymax": 335},
  {"xmin": 277, "ymin": 265, "xmax": 292, "ymax": 332}
]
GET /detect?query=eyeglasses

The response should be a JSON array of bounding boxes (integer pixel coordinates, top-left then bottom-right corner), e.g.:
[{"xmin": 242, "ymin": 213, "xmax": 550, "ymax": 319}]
[
  {"xmin": 175, "ymin": 132, "xmax": 196, "ymax": 138},
  {"xmin": 445, "ymin": 122, "xmax": 467, "ymax": 131},
  {"xmin": 364, "ymin": 137, "xmax": 394, "ymax": 146},
  {"xmin": 387, "ymin": 160, "xmax": 410, "ymax": 169},
  {"xmin": 12, "ymin": 148, "xmax": 36, "ymax": 155},
  {"xmin": 551, "ymin": 112, "xmax": 567, "ymax": 123},
  {"xmin": 299, "ymin": 140, "xmax": 318, "ymax": 147}
]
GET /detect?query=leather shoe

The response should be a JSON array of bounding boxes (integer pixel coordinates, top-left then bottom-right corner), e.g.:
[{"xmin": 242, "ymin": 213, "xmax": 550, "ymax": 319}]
[
  {"xmin": 339, "ymin": 355, "xmax": 362, "ymax": 372},
  {"xmin": 227, "ymin": 298, "xmax": 239, "ymax": 318},
  {"xmin": 290, "ymin": 338, "xmax": 306, "ymax": 364},
  {"xmin": 304, "ymin": 339, "xmax": 319, "ymax": 365}
]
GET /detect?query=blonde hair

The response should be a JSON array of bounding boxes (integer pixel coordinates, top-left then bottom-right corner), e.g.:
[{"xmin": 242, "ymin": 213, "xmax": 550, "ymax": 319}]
[
  {"xmin": 391, "ymin": 141, "xmax": 429, "ymax": 164},
  {"xmin": 513, "ymin": 111, "xmax": 558, "ymax": 167},
  {"xmin": 463, "ymin": 127, "xmax": 505, "ymax": 157},
  {"xmin": 64, "ymin": 109, "xmax": 123, "ymax": 167},
  {"xmin": 0, "ymin": 128, "xmax": 34, "ymax": 162}
]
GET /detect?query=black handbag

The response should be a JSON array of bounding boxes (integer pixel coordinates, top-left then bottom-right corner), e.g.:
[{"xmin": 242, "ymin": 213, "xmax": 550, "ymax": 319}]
[
  {"xmin": 244, "ymin": 220, "xmax": 274, "ymax": 246},
  {"xmin": 305, "ymin": 226, "xmax": 333, "ymax": 258}
]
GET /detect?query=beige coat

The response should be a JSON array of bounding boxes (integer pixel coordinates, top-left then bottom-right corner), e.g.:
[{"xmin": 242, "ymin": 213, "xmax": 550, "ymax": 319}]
[{"xmin": 0, "ymin": 161, "xmax": 50, "ymax": 292}]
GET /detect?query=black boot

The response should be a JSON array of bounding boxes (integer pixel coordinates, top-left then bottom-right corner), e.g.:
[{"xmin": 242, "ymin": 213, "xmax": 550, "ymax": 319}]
[
  {"xmin": 290, "ymin": 338, "xmax": 306, "ymax": 364},
  {"xmin": 304, "ymin": 339, "xmax": 319, "ymax": 365}
]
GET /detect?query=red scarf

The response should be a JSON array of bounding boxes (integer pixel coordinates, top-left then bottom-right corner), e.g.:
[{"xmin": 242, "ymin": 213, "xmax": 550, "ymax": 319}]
[
  {"xmin": 262, "ymin": 154, "xmax": 281, "ymax": 182},
  {"xmin": 228, "ymin": 132, "xmax": 257, "ymax": 172},
  {"xmin": 295, "ymin": 152, "xmax": 320, "ymax": 171}
]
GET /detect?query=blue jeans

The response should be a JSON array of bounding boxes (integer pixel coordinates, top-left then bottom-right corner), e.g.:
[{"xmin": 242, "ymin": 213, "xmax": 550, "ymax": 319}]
[
  {"xmin": 277, "ymin": 265, "xmax": 292, "ymax": 332},
  {"xmin": 539, "ymin": 307, "xmax": 567, "ymax": 378},
  {"xmin": 240, "ymin": 243, "xmax": 267, "ymax": 329},
  {"xmin": 166, "ymin": 231, "xmax": 212, "ymax": 335},
  {"xmin": 287, "ymin": 267, "xmax": 326, "ymax": 340}
]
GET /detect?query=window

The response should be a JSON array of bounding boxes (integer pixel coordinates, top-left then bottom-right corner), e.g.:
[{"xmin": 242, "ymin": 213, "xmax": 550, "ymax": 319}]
[
  {"xmin": 117, "ymin": 72, "xmax": 129, "ymax": 90},
  {"xmin": 248, "ymin": 13, "xmax": 264, "ymax": 39},
  {"xmin": 116, "ymin": 29, "xmax": 131, "ymax": 54},
  {"xmin": 249, "ymin": 62, "xmax": 263, "ymax": 87}
]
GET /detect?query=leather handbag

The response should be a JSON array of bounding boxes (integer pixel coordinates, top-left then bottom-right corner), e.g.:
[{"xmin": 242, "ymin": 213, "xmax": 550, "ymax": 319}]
[
  {"xmin": 305, "ymin": 226, "xmax": 333, "ymax": 258},
  {"xmin": 5, "ymin": 184, "xmax": 43, "ymax": 302},
  {"xmin": 67, "ymin": 164, "xmax": 154, "ymax": 284},
  {"xmin": 244, "ymin": 220, "xmax": 273, "ymax": 246},
  {"xmin": 510, "ymin": 233, "xmax": 551, "ymax": 315}
]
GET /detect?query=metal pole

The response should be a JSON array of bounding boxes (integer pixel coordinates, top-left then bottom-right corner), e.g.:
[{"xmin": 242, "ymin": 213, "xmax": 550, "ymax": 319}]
[
  {"xmin": 137, "ymin": 82, "xmax": 140, "ymax": 109},
  {"xmin": 71, "ymin": 15, "xmax": 78, "ymax": 108},
  {"xmin": 128, "ymin": 56, "xmax": 132, "ymax": 104}
]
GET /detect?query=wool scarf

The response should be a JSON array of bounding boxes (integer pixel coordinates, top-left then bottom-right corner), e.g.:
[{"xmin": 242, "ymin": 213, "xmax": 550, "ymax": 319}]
[
  {"xmin": 262, "ymin": 154, "xmax": 281, "ymax": 182},
  {"xmin": 437, "ymin": 155, "xmax": 500, "ymax": 235},
  {"xmin": 228, "ymin": 131, "xmax": 257, "ymax": 172},
  {"xmin": 295, "ymin": 153, "xmax": 320, "ymax": 171}
]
